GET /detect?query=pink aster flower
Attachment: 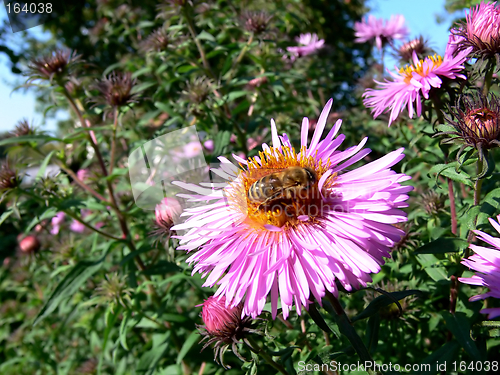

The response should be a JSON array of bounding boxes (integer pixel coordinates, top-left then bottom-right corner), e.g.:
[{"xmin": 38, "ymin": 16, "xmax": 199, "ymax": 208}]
[
  {"xmin": 354, "ymin": 14, "xmax": 408, "ymax": 51},
  {"xmin": 286, "ymin": 33, "xmax": 325, "ymax": 59},
  {"xmin": 172, "ymin": 99, "xmax": 412, "ymax": 319},
  {"xmin": 459, "ymin": 215, "xmax": 500, "ymax": 319},
  {"xmin": 452, "ymin": 1, "xmax": 500, "ymax": 58},
  {"xmin": 363, "ymin": 39, "xmax": 471, "ymax": 126},
  {"xmin": 50, "ymin": 212, "xmax": 66, "ymax": 235}
]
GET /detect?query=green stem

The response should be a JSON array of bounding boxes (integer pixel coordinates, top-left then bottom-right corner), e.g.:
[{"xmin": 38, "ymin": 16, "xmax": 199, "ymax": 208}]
[
  {"xmin": 466, "ymin": 158, "xmax": 484, "ymax": 246},
  {"xmin": 483, "ymin": 61, "xmax": 494, "ymax": 96},
  {"xmin": 245, "ymin": 336, "xmax": 288, "ymax": 375},
  {"xmin": 226, "ymin": 35, "xmax": 253, "ymax": 82},
  {"xmin": 109, "ymin": 107, "xmax": 119, "ymax": 176},
  {"xmin": 324, "ymin": 292, "xmax": 376, "ymax": 368}
]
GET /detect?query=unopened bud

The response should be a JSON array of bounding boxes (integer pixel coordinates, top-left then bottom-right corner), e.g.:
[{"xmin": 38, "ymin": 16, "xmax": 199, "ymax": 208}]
[{"xmin": 19, "ymin": 235, "xmax": 41, "ymax": 254}]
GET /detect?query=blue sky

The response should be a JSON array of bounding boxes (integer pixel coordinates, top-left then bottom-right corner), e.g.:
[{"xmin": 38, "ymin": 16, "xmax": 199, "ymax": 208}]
[{"xmin": 0, "ymin": 0, "xmax": 464, "ymax": 134}]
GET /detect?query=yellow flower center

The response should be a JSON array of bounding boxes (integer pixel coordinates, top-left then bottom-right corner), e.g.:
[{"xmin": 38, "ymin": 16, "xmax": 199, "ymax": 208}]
[
  {"xmin": 225, "ymin": 146, "xmax": 337, "ymax": 229},
  {"xmin": 399, "ymin": 54, "xmax": 443, "ymax": 84}
]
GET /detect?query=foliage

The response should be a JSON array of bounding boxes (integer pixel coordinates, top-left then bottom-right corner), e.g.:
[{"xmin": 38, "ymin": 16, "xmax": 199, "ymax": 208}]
[{"xmin": 1, "ymin": 0, "xmax": 500, "ymax": 375}]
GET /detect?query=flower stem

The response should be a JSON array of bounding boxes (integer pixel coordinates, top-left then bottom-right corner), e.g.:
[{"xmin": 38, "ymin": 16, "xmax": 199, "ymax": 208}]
[
  {"xmin": 245, "ymin": 336, "xmax": 288, "ymax": 375},
  {"xmin": 109, "ymin": 107, "xmax": 119, "ymax": 176},
  {"xmin": 467, "ymin": 157, "xmax": 484, "ymax": 245},
  {"xmin": 448, "ymin": 179, "xmax": 458, "ymax": 235}
]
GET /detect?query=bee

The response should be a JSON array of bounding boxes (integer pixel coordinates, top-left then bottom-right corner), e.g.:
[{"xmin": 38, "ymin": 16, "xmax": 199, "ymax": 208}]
[{"xmin": 247, "ymin": 166, "xmax": 317, "ymax": 211}]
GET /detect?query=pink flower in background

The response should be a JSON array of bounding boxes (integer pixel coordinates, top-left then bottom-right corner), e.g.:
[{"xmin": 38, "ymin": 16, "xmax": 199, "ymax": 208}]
[
  {"xmin": 363, "ymin": 39, "xmax": 471, "ymax": 126},
  {"xmin": 70, "ymin": 209, "xmax": 91, "ymax": 233},
  {"xmin": 286, "ymin": 33, "xmax": 325, "ymax": 59},
  {"xmin": 204, "ymin": 139, "xmax": 214, "ymax": 152},
  {"xmin": 173, "ymin": 99, "xmax": 411, "ymax": 319},
  {"xmin": 50, "ymin": 212, "xmax": 66, "ymax": 235},
  {"xmin": 459, "ymin": 215, "xmax": 500, "ymax": 319},
  {"xmin": 354, "ymin": 14, "xmax": 408, "ymax": 50},
  {"xmin": 76, "ymin": 169, "xmax": 89, "ymax": 181}
]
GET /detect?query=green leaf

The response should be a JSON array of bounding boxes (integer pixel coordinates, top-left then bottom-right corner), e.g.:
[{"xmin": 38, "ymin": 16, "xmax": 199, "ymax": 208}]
[
  {"xmin": 416, "ymin": 254, "xmax": 448, "ymax": 281},
  {"xmin": 307, "ymin": 303, "xmax": 332, "ymax": 334},
  {"xmin": 34, "ymin": 249, "xmax": 111, "ymax": 325},
  {"xmin": 352, "ymin": 290, "xmax": 423, "ymax": 322},
  {"xmin": 323, "ymin": 299, "xmax": 372, "ymax": 363},
  {"xmin": 176, "ymin": 331, "xmax": 199, "ymax": 365},
  {"xmin": 196, "ymin": 31, "xmax": 215, "ymax": 42},
  {"xmin": 212, "ymin": 130, "xmax": 231, "ymax": 157},
  {"xmin": 225, "ymin": 90, "xmax": 248, "ymax": 102},
  {"xmin": 442, "ymin": 312, "xmax": 483, "ymax": 361},
  {"xmin": 415, "ymin": 238, "xmax": 469, "ymax": 254},
  {"xmin": 0, "ymin": 209, "xmax": 14, "ymax": 227},
  {"xmin": 0, "ymin": 134, "xmax": 60, "ymax": 146},
  {"xmin": 119, "ymin": 310, "xmax": 132, "ymax": 350},
  {"xmin": 136, "ymin": 332, "xmax": 171, "ymax": 375},
  {"xmin": 131, "ymin": 81, "xmax": 156, "ymax": 94},
  {"xmin": 440, "ymin": 167, "xmax": 474, "ymax": 187},
  {"xmin": 36, "ymin": 150, "xmax": 57, "ymax": 180},
  {"xmin": 418, "ymin": 340, "xmax": 460, "ymax": 375}
]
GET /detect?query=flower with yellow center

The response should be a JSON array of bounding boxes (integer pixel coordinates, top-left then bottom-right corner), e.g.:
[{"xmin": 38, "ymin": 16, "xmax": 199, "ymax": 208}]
[
  {"xmin": 172, "ymin": 99, "xmax": 411, "ymax": 319},
  {"xmin": 363, "ymin": 39, "xmax": 471, "ymax": 126}
]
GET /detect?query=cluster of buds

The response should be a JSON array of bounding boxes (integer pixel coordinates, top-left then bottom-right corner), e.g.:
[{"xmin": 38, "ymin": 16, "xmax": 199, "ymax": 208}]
[{"xmin": 198, "ymin": 296, "xmax": 257, "ymax": 368}]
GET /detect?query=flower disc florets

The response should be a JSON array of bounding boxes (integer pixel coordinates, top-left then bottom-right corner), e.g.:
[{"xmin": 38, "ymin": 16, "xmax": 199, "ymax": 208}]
[{"xmin": 173, "ymin": 99, "xmax": 412, "ymax": 319}]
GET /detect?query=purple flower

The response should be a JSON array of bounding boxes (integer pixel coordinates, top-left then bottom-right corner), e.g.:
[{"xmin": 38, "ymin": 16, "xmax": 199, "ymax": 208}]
[
  {"xmin": 286, "ymin": 33, "xmax": 325, "ymax": 59},
  {"xmin": 76, "ymin": 169, "xmax": 89, "ymax": 181},
  {"xmin": 50, "ymin": 212, "xmax": 66, "ymax": 235},
  {"xmin": 363, "ymin": 39, "xmax": 471, "ymax": 126},
  {"xmin": 452, "ymin": 1, "xmax": 500, "ymax": 58},
  {"xmin": 70, "ymin": 209, "xmax": 91, "ymax": 234},
  {"xmin": 204, "ymin": 139, "xmax": 214, "ymax": 152},
  {"xmin": 354, "ymin": 14, "xmax": 408, "ymax": 50},
  {"xmin": 459, "ymin": 215, "xmax": 500, "ymax": 319},
  {"xmin": 172, "ymin": 99, "xmax": 411, "ymax": 319}
]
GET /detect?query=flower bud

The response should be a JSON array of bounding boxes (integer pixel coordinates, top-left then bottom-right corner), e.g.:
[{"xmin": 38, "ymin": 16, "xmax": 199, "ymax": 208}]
[
  {"xmin": 201, "ymin": 296, "xmax": 243, "ymax": 336},
  {"xmin": 0, "ymin": 163, "xmax": 19, "ymax": 192},
  {"xmin": 18, "ymin": 235, "xmax": 41, "ymax": 254},
  {"xmin": 26, "ymin": 49, "xmax": 81, "ymax": 83},
  {"xmin": 398, "ymin": 36, "xmax": 431, "ymax": 61},
  {"xmin": 243, "ymin": 11, "xmax": 272, "ymax": 35},
  {"xmin": 155, "ymin": 197, "xmax": 182, "ymax": 228}
]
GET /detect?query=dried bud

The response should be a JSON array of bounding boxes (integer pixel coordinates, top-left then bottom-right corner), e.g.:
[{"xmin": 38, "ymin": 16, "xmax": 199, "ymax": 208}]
[
  {"xmin": 26, "ymin": 50, "xmax": 81, "ymax": 83},
  {"xmin": 0, "ymin": 164, "xmax": 20, "ymax": 192},
  {"xmin": 93, "ymin": 273, "xmax": 133, "ymax": 311},
  {"xmin": 75, "ymin": 359, "xmax": 98, "ymax": 375},
  {"xmin": 10, "ymin": 119, "xmax": 35, "ymax": 137},
  {"xmin": 198, "ymin": 296, "xmax": 255, "ymax": 368},
  {"xmin": 18, "ymin": 235, "xmax": 41, "ymax": 254},
  {"xmin": 182, "ymin": 77, "xmax": 213, "ymax": 105},
  {"xmin": 243, "ymin": 11, "xmax": 273, "ymax": 35},
  {"xmin": 398, "ymin": 36, "xmax": 431, "ymax": 61},
  {"xmin": 140, "ymin": 28, "xmax": 170, "ymax": 53},
  {"xmin": 89, "ymin": 71, "xmax": 139, "ymax": 110},
  {"xmin": 421, "ymin": 190, "xmax": 446, "ymax": 216}
]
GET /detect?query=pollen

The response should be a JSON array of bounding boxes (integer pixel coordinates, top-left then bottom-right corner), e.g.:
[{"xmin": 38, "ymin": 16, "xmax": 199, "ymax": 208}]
[
  {"xmin": 225, "ymin": 146, "xmax": 337, "ymax": 229},
  {"xmin": 399, "ymin": 54, "xmax": 443, "ymax": 83}
]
